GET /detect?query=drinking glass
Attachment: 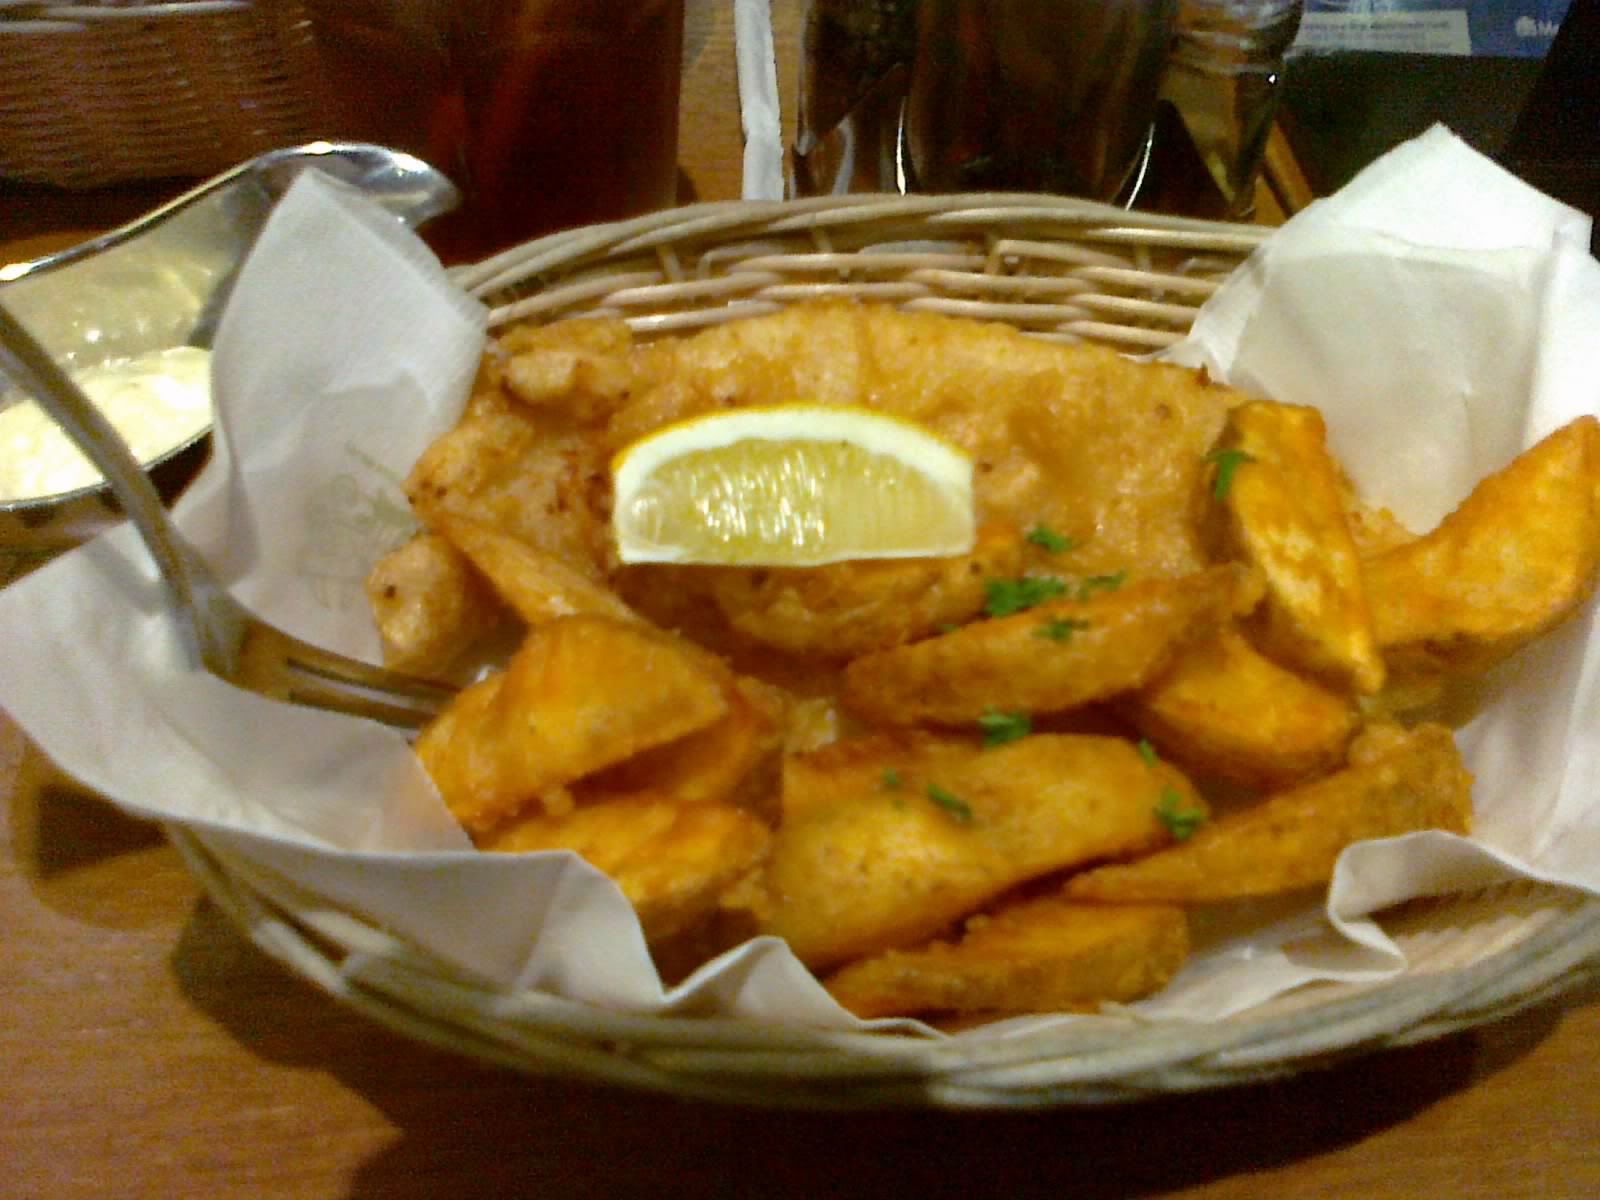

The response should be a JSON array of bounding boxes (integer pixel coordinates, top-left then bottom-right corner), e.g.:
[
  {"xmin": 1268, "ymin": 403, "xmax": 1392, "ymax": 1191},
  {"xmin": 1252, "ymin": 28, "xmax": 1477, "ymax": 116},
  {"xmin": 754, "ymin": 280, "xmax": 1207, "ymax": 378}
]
[{"xmin": 303, "ymin": 0, "xmax": 685, "ymax": 261}]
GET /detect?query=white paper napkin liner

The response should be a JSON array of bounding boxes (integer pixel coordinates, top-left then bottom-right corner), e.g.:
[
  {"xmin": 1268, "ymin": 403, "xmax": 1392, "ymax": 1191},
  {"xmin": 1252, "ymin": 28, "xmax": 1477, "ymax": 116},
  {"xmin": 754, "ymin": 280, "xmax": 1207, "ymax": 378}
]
[{"xmin": 735, "ymin": 0, "xmax": 785, "ymax": 201}]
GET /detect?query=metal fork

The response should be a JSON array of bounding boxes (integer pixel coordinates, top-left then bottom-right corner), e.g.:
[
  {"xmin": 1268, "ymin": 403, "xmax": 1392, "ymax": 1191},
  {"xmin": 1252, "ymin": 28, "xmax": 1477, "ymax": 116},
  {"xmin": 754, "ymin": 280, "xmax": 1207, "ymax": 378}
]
[{"xmin": 0, "ymin": 300, "xmax": 456, "ymax": 731}]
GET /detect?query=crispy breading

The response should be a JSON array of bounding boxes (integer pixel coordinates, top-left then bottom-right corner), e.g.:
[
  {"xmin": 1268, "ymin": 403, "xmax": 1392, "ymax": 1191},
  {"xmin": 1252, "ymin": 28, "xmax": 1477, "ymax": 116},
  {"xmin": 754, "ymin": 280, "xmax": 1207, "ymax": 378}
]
[
  {"xmin": 1062, "ymin": 723, "xmax": 1472, "ymax": 904},
  {"xmin": 824, "ymin": 899, "xmax": 1188, "ymax": 1018},
  {"xmin": 761, "ymin": 733, "xmax": 1205, "ymax": 969},
  {"xmin": 840, "ymin": 564, "xmax": 1258, "ymax": 728},
  {"xmin": 1129, "ymin": 624, "xmax": 1360, "ymax": 789},
  {"xmin": 605, "ymin": 301, "xmax": 1244, "ymax": 578},
  {"xmin": 1216, "ymin": 402, "xmax": 1384, "ymax": 694},
  {"xmin": 480, "ymin": 799, "xmax": 771, "ymax": 942},
  {"xmin": 432, "ymin": 511, "xmax": 640, "ymax": 627},
  {"xmin": 364, "ymin": 531, "xmax": 504, "ymax": 675},
  {"xmin": 1364, "ymin": 416, "xmax": 1600, "ymax": 675},
  {"xmin": 492, "ymin": 317, "xmax": 649, "ymax": 425},
  {"xmin": 704, "ymin": 522, "xmax": 1026, "ymax": 658},
  {"xmin": 415, "ymin": 615, "xmax": 728, "ymax": 832},
  {"xmin": 578, "ymin": 671, "xmax": 787, "ymax": 812},
  {"xmin": 405, "ymin": 389, "xmax": 612, "ymax": 577}
]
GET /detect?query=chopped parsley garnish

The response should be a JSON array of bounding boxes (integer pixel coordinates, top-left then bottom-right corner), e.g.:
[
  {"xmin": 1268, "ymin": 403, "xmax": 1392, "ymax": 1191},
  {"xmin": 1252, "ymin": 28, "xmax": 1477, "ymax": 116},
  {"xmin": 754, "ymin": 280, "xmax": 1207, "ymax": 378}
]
[
  {"xmin": 1136, "ymin": 738, "xmax": 1159, "ymax": 767},
  {"xmin": 977, "ymin": 708, "xmax": 1031, "ymax": 747},
  {"xmin": 1205, "ymin": 447, "xmax": 1256, "ymax": 501},
  {"xmin": 1075, "ymin": 571, "xmax": 1127, "ymax": 600},
  {"xmin": 1034, "ymin": 617, "xmax": 1090, "ymax": 642},
  {"xmin": 1026, "ymin": 525, "xmax": 1076, "ymax": 554},
  {"xmin": 880, "ymin": 768, "xmax": 903, "ymax": 791},
  {"xmin": 984, "ymin": 575, "xmax": 1067, "ymax": 617},
  {"xmin": 927, "ymin": 783, "xmax": 975, "ymax": 824},
  {"xmin": 1155, "ymin": 788, "xmax": 1206, "ymax": 841}
]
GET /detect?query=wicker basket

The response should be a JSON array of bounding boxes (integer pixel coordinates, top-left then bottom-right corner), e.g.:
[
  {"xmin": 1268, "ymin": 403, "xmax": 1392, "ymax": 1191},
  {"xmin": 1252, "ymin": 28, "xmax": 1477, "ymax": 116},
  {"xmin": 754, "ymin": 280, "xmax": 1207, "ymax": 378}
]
[
  {"xmin": 0, "ymin": 1, "xmax": 324, "ymax": 188},
  {"xmin": 184, "ymin": 192, "xmax": 1600, "ymax": 1108}
]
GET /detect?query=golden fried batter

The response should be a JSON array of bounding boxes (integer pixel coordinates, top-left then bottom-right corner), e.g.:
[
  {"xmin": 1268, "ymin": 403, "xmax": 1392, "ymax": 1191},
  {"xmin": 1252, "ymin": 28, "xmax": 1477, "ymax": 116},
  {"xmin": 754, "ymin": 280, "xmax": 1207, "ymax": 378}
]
[
  {"xmin": 840, "ymin": 564, "xmax": 1258, "ymax": 728},
  {"xmin": 606, "ymin": 301, "xmax": 1244, "ymax": 578},
  {"xmin": 1365, "ymin": 415, "xmax": 1600, "ymax": 676},
  {"xmin": 824, "ymin": 899, "xmax": 1188, "ymax": 1019},
  {"xmin": 703, "ymin": 522, "xmax": 1026, "ymax": 658},
  {"xmin": 415, "ymin": 615, "xmax": 728, "ymax": 832},
  {"xmin": 1062, "ymin": 723, "xmax": 1472, "ymax": 904},
  {"xmin": 761, "ymin": 732, "xmax": 1204, "ymax": 969},
  {"xmin": 1215, "ymin": 401, "xmax": 1384, "ymax": 694},
  {"xmin": 1130, "ymin": 624, "xmax": 1360, "ymax": 789}
]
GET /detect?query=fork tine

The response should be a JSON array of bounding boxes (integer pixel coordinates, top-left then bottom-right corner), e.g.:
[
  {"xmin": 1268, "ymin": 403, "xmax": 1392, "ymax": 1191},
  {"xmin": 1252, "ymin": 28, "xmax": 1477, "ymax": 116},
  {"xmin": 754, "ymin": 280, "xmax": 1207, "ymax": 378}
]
[
  {"xmin": 235, "ymin": 623, "xmax": 456, "ymax": 731},
  {"xmin": 275, "ymin": 679, "xmax": 445, "ymax": 732},
  {"xmin": 281, "ymin": 636, "xmax": 459, "ymax": 708}
]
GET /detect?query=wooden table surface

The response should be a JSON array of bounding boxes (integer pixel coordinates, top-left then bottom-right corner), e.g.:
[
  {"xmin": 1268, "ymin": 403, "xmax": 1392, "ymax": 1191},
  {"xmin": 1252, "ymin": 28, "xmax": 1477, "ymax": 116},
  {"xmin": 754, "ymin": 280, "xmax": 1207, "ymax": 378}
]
[{"xmin": 3, "ymin": 3, "xmax": 1598, "ymax": 1197}]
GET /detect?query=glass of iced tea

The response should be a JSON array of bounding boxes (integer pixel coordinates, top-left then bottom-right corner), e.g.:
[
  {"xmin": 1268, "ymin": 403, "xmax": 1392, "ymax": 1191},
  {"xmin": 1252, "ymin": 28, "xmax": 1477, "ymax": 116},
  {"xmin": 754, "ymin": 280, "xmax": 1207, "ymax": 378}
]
[{"xmin": 303, "ymin": 0, "xmax": 685, "ymax": 262}]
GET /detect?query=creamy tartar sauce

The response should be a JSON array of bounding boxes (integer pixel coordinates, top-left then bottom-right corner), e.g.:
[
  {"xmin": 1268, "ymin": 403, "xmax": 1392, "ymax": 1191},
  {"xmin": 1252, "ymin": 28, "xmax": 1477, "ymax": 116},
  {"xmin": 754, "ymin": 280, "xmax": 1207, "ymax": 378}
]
[{"xmin": 0, "ymin": 345, "xmax": 212, "ymax": 503}]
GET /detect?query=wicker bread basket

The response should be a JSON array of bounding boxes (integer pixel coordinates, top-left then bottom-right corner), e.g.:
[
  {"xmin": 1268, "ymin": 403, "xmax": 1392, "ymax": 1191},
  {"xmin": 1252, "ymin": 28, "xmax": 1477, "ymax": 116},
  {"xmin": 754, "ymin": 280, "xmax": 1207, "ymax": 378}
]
[
  {"xmin": 0, "ymin": 1, "xmax": 322, "ymax": 188},
  {"xmin": 175, "ymin": 192, "xmax": 1600, "ymax": 1108}
]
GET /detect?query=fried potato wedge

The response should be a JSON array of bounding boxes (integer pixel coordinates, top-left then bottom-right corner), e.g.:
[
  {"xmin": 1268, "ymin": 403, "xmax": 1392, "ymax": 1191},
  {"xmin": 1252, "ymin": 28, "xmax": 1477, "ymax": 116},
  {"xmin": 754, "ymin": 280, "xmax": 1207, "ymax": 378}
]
[
  {"xmin": 1130, "ymin": 625, "xmax": 1360, "ymax": 789},
  {"xmin": 841, "ymin": 564, "xmax": 1257, "ymax": 727},
  {"xmin": 365, "ymin": 531, "xmax": 504, "ymax": 675},
  {"xmin": 480, "ymin": 799, "xmax": 771, "ymax": 942},
  {"xmin": 761, "ymin": 733, "xmax": 1204, "ymax": 969},
  {"xmin": 1063, "ymin": 723, "xmax": 1472, "ymax": 904},
  {"xmin": 824, "ymin": 899, "xmax": 1189, "ymax": 1018},
  {"xmin": 1364, "ymin": 415, "xmax": 1600, "ymax": 675},
  {"xmin": 416, "ymin": 615, "xmax": 728, "ymax": 832},
  {"xmin": 1216, "ymin": 402, "xmax": 1384, "ymax": 694},
  {"xmin": 706, "ymin": 522, "xmax": 1026, "ymax": 658},
  {"xmin": 579, "ymin": 672, "xmax": 787, "ymax": 811},
  {"xmin": 432, "ymin": 511, "xmax": 639, "ymax": 627}
]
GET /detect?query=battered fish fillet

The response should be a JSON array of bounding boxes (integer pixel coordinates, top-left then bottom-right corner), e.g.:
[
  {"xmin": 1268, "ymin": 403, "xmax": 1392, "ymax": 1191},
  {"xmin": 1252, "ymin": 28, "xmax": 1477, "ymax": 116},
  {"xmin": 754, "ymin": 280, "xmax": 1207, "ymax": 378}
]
[
  {"xmin": 605, "ymin": 301, "xmax": 1243, "ymax": 579},
  {"xmin": 841, "ymin": 564, "xmax": 1258, "ymax": 728},
  {"xmin": 704, "ymin": 523, "xmax": 1026, "ymax": 658},
  {"xmin": 365, "ymin": 531, "xmax": 505, "ymax": 675},
  {"xmin": 405, "ymin": 384, "xmax": 612, "ymax": 578}
]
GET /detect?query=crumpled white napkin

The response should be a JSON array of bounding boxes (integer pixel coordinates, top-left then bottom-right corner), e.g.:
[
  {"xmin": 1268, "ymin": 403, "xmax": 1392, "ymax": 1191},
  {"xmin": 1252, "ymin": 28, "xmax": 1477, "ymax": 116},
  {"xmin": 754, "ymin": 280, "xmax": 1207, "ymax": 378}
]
[{"xmin": 0, "ymin": 128, "xmax": 1596, "ymax": 1034}]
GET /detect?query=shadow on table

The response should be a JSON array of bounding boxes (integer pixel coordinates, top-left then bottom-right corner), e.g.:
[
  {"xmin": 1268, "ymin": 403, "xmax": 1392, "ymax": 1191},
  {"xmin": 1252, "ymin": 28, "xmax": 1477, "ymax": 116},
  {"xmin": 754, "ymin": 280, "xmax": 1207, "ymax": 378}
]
[{"xmin": 168, "ymin": 896, "xmax": 1598, "ymax": 1200}]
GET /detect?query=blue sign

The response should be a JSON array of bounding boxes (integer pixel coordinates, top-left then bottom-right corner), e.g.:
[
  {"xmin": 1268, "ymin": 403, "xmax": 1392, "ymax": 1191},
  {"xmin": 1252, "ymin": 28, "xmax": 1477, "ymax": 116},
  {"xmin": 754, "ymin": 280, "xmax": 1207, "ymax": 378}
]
[{"xmin": 1293, "ymin": 0, "xmax": 1572, "ymax": 57}]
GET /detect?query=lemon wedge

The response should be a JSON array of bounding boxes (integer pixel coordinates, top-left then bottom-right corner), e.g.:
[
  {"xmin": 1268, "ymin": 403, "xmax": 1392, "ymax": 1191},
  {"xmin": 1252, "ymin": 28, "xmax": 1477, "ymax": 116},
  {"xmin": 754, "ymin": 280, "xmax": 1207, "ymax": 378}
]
[{"xmin": 611, "ymin": 404, "xmax": 976, "ymax": 566}]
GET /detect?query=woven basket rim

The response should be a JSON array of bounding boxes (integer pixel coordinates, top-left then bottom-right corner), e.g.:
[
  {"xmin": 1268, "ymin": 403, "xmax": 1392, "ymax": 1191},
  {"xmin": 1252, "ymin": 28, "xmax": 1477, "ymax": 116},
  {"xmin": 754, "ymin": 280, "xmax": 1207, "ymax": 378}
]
[{"xmin": 179, "ymin": 192, "xmax": 1600, "ymax": 1107}]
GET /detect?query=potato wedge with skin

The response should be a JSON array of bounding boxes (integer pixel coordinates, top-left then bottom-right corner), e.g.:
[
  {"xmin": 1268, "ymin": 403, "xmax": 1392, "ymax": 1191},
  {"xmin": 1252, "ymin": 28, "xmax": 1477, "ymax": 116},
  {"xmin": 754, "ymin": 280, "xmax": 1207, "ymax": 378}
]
[
  {"xmin": 578, "ymin": 672, "xmax": 788, "ymax": 811},
  {"xmin": 1129, "ymin": 624, "xmax": 1360, "ymax": 789},
  {"xmin": 824, "ymin": 899, "xmax": 1189, "ymax": 1019},
  {"xmin": 1216, "ymin": 401, "xmax": 1384, "ymax": 694},
  {"xmin": 416, "ymin": 615, "xmax": 729, "ymax": 832},
  {"xmin": 840, "ymin": 564, "xmax": 1257, "ymax": 728},
  {"xmin": 762, "ymin": 733, "xmax": 1205, "ymax": 969},
  {"xmin": 1365, "ymin": 415, "xmax": 1600, "ymax": 675},
  {"xmin": 705, "ymin": 522, "xmax": 1026, "ymax": 658},
  {"xmin": 432, "ymin": 511, "xmax": 640, "ymax": 627},
  {"xmin": 365, "ymin": 532, "xmax": 505, "ymax": 675},
  {"xmin": 480, "ymin": 799, "xmax": 771, "ymax": 942},
  {"xmin": 1063, "ymin": 723, "xmax": 1472, "ymax": 904}
]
